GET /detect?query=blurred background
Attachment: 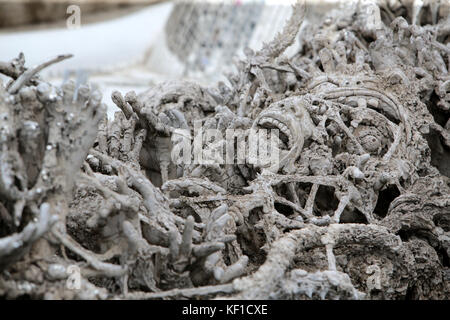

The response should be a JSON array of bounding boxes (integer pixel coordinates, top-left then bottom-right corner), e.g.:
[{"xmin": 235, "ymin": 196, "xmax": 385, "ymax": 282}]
[{"xmin": 0, "ymin": 0, "xmax": 345, "ymax": 116}]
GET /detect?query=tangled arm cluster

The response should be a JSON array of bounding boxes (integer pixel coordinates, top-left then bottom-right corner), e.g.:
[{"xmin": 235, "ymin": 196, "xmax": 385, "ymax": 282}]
[{"xmin": 0, "ymin": 1, "xmax": 449, "ymax": 299}]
